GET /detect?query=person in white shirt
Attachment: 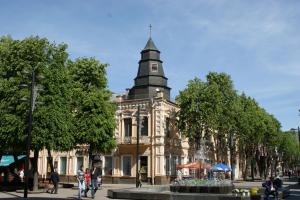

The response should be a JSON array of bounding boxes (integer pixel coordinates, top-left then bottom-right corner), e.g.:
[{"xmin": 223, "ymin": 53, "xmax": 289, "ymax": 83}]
[
  {"xmin": 77, "ymin": 165, "xmax": 85, "ymax": 200},
  {"xmin": 19, "ymin": 169, "xmax": 24, "ymax": 182}
]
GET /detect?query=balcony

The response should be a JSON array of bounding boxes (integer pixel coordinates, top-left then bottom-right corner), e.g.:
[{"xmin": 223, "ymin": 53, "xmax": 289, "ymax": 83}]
[{"xmin": 116, "ymin": 136, "xmax": 150, "ymax": 145}]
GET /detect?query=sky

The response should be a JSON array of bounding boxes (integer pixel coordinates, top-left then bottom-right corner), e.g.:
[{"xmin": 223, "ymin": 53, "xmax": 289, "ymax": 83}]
[{"xmin": 0, "ymin": 0, "xmax": 299, "ymax": 131}]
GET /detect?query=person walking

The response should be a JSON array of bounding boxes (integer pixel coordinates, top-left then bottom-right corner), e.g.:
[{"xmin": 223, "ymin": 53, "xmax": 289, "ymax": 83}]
[
  {"xmin": 84, "ymin": 168, "xmax": 91, "ymax": 197},
  {"xmin": 19, "ymin": 168, "xmax": 24, "ymax": 182},
  {"xmin": 288, "ymin": 169, "xmax": 292, "ymax": 179},
  {"xmin": 137, "ymin": 170, "xmax": 142, "ymax": 188},
  {"xmin": 91, "ymin": 163, "xmax": 101, "ymax": 199},
  {"xmin": 77, "ymin": 165, "xmax": 85, "ymax": 200},
  {"xmin": 50, "ymin": 168, "xmax": 59, "ymax": 194}
]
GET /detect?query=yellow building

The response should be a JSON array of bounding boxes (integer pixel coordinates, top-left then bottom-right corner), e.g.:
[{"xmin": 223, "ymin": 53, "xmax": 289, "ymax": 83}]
[
  {"xmin": 100, "ymin": 37, "xmax": 189, "ymax": 184},
  {"xmin": 36, "ymin": 38, "xmax": 189, "ymax": 184}
]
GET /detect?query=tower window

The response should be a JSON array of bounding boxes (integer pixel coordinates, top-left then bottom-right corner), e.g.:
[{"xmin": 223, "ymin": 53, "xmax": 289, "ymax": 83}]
[{"xmin": 151, "ymin": 63, "xmax": 158, "ymax": 72}]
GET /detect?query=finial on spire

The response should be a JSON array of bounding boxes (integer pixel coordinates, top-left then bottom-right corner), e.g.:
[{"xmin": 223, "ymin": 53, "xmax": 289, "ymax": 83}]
[{"xmin": 149, "ymin": 24, "xmax": 152, "ymax": 38}]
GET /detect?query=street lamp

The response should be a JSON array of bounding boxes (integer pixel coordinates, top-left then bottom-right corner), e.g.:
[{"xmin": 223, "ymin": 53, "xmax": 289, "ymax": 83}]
[
  {"xmin": 136, "ymin": 105, "xmax": 141, "ymax": 188},
  {"xmin": 21, "ymin": 70, "xmax": 43, "ymax": 198}
]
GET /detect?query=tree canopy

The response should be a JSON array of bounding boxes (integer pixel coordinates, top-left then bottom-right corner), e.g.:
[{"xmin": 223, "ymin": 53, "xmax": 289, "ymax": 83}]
[
  {"xmin": 0, "ymin": 36, "xmax": 74, "ymax": 152},
  {"xmin": 177, "ymin": 71, "xmax": 300, "ymax": 180},
  {"xmin": 69, "ymin": 57, "xmax": 116, "ymax": 157},
  {"xmin": 0, "ymin": 36, "xmax": 116, "ymax": 188}
]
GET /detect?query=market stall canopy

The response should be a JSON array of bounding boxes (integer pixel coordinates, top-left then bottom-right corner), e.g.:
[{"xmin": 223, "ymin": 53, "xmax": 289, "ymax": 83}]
[
  {"xmin": 176, "ymin": 161, "xmax": 211, "ymax": 170},
  {"xmin": 211, "ymin": 163, "xmax": 231, "ymax": 172},
  {"xmin": 0, "ymin": 155, "xmax": 26, "ymax": 167}
]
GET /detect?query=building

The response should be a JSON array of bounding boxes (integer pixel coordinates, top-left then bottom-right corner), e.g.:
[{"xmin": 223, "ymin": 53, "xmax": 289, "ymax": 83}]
[{"xmin": 36, "ymin": 37, "xmax": 189, "ymax": 184}]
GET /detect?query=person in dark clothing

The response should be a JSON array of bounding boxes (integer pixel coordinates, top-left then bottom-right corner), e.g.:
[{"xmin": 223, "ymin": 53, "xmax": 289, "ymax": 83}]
[
  {"xmin": 273, "ymin": 176, "xmax": 283, "ymax": 190},
  {"xmin": 262, "ymin": 177, "xmax": 278, "ymax": 200},
  {"xmin": 91, "ymin": 163, "xmax": 101, "ymax": 199},
  {"xmin": 50, "ymin": 168, "xmax": 59, "ymax": 194}
]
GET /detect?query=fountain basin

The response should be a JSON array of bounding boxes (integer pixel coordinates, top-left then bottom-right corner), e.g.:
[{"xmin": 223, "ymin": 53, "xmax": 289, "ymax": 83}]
[
  {"xmin": 108, "ymin": 179, "xmax": 248, "ymax": 200},
  {"xmin": 107, "ymin": 187, "xmax": 251, "ymax": 200},
  {"xmin": 170, "ymin": 184, "xmax": 234, "ymax": 194}
]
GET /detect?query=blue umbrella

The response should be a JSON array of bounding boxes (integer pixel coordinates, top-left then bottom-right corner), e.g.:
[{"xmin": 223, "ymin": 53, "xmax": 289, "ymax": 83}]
[
  {"xmin": 212, "ymin": 163, "xmax": 231, "ymax": 172},
  {"xmin": 0, "ymin": 155, "xmax": 26, "ymax": 167},
  {"xmin": 0, "ymin": 155, "xmax": 15, "ymax": 167}
]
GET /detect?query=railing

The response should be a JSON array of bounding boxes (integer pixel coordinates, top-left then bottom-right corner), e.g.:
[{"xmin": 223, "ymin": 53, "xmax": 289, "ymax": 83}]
[{"xmin": 116, "ymin": 136, "xmax": 150, "ymax": 144}]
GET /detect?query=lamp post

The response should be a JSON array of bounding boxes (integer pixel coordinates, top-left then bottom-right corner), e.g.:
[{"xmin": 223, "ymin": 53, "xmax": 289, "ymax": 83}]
[
  {"xmin": 24, "ymin": 71, "xmax": 35, "ymax": 199},
  {"xmin": 136, "ymin": 105, "xmax": 141, "ymax": 188},
  {"xmin": 22, "ymin": 70, "xmax": 43, "ymax": 198}
]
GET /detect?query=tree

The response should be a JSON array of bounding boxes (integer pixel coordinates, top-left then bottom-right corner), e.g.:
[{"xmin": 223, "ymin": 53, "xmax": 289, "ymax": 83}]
[
  {"xmin": 177, "ymin": 71, "xmax": 292, "ymax": 180},
  {"xmin": 278, "ymin": 131, "xmax": 300, "ymax": 174},
  {"xmin": 177, "ymin": 72, "xmax": 238, "ymax": 166},
  {"xmin": 0, "ymin": 36, "xmax": 74, "ymax": 190},
  {"xmin": 69, "ymin": 58, "xmax": 116, "ymax": 166},
  {"xmin": 206, "ymin": 72, "xmax": 238, "ymax": 164}
]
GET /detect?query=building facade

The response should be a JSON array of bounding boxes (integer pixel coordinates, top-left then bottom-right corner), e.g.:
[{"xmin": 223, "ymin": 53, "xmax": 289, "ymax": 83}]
[{"xmin": 36, "ymin": 38, "xmax": 189, "ymax": 184}]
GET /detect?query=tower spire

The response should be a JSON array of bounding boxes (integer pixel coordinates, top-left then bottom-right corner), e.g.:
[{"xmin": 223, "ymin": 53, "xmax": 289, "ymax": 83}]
[
  {"xmin": 128, "ymin": 37, "xmax": 171, "ymax": 101},
  {"xmin": 149, "ymin": 24, "xmax": 152, "ymax": 38}
]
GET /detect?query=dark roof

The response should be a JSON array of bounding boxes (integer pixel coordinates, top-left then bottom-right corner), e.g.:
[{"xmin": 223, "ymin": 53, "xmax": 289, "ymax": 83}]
[{"xmin": 143, "ymin": 37, "xmax": 159, "ymax": 51}]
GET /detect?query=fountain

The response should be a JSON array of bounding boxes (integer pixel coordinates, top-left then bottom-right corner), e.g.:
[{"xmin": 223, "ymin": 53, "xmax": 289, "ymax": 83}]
[
  {"xmin": 170, "ymin": 139, "xmax": 234, "ymax": 194},
  {"xmin": 108, "ymin": 139, "xmax": 250, "ymax": 199}
]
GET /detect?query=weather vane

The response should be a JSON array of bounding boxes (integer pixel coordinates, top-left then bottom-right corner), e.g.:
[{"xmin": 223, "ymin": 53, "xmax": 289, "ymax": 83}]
[{"xmin": 149, "ymin": 24, "xmax": 152, "ymax": 38}]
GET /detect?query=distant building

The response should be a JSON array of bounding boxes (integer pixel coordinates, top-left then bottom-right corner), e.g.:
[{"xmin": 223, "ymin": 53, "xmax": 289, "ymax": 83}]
[{"xmin": 36, "ymin": 37, "xmax": 189, "ymax": 184}]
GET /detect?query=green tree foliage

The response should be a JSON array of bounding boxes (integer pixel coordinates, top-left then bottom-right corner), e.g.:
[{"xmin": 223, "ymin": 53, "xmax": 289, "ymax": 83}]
[
  {"xmin": 0, "ymin": 36, "xmax": 74, "ymax": 152},
  {"xmin": 177, "ymin": 72, "xmax": 237, "ymax": 163},
  {"xmin": 278, "ymin": 131, "xmax": 300, "ymax": 171},
  {"xmin": 0, "ymin": 36, "xmax": 116, "ymax": 189},
  {"xmin": 206, "ymin": 72, "xmax": 238, "ymax": 162},
  {"xmin": 0, "ymin": 36, "xmax": 75, "ymax": 190},
  {"xmin": 69, "ymin": 58, "xmax": 116, "ymax": 164},
  {"xmin": 177, "ymin": 71, "xmax": 299, "ymax": 180}
]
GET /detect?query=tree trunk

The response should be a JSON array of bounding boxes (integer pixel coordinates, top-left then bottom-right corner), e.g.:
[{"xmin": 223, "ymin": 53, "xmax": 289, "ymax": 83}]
[
  {"xmin": 230, "ymin": 149, "xmax": 235, "ymax": 180},
  {"xmin": 265, "ymin": 156, "xmax": 271, "ymax": 179},
  {"xmin": 243, "ymin": 150, "xmax": 249, "ymax": 181},
  {"xmin": 274, "ymin": 159, "xmax": 278, "ymax": 177},
  {"xmin": 251, "ymin": 158, "xmax": 255, "ymax": 181},
  {"xmin": 32, "ymin": 149, "xmax": 39, "ymax": 191},
  {"xmin": 243, "ymin": 158, "xmax": 249, "ymax": 181}
]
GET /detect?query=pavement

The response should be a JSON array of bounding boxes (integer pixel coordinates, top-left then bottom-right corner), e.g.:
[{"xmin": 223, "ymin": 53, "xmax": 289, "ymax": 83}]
[
  {"xmin": 0, "ymin": 184, "xmax": 132, "ymax": 200},
  {"xmin": 285, "ymin": 180, "xmax": 300, "ymax": 200},
  {"xmin": 0, "ymin": 176, "xmax": 300, "ymax": 199}
]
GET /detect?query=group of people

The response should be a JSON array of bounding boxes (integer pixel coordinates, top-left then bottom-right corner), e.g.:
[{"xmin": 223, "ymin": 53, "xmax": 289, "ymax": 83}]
[
  {"xmin": 262, "ymin": 176, "xmax": 283, "ymax": 200},
  {"xmin": 77, "ymin": 163, "xmax": 102, "ymax": 199},
  {"xmin": 48, "ymin": 163, "xmax": 102, "ymax": 199}
]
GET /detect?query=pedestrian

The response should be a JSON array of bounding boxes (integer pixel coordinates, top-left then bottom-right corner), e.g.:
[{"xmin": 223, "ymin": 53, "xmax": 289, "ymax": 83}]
[
  {"xmin": 50, "ymin": 168, "xmax": 59, "ymax": 194},
  {"xmin": 262, "ymin": 176, "xmax": 278, "ymax": 199},
  {"xmin": 137, "ymin": 170, "xmax": 142, "ymax": 188},
  {"xmin": 288, "ymin": 169, "xmax": 292, "ymax": 179},
  {"xmin": 84, "ymin": 168, "xmax": 91, "ymax": 197},
  {"xmin": 274, "ymin": 176, "xmax": 283, "ymax": 190},
  {"xmin": 19, "ymin": 168, "xmax": 24, "ymax": 182},
  {"xmin": 91, "ymin": 163, "xmax": 101, "ymax": 199},
  {"xmin": 77, "ymin": 165, "xmax": 85, "ymax": 200}
]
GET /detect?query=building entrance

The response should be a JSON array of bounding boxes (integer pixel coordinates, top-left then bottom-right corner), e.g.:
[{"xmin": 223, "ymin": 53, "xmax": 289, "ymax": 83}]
[{"xmin": 140, "ymin": 156, "xmax": 148, "ymax": 182}]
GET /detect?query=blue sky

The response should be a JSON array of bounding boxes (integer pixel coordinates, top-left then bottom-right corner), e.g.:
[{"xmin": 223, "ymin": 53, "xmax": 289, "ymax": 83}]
[{"xmin": 1, "ymin": 0, "xmax": 299, "ymax": 131}]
